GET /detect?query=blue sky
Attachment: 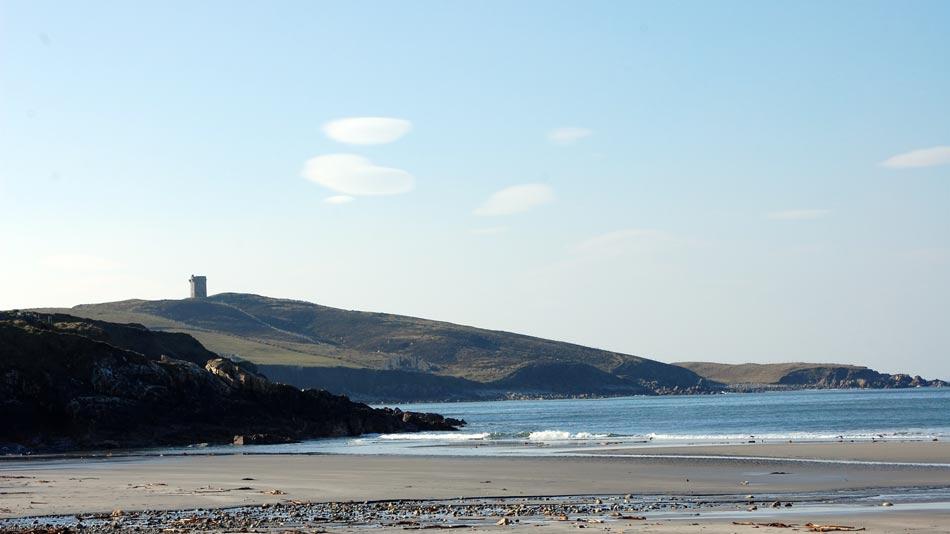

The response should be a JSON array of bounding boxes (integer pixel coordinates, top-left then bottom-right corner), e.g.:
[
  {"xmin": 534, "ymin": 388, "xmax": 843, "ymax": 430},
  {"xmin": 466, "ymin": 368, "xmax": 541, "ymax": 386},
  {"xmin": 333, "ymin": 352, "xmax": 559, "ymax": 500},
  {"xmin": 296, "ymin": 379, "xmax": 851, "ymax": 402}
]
[{"xmin": 2, "ymin": 1, "xmax": 948, "ymax": 377}]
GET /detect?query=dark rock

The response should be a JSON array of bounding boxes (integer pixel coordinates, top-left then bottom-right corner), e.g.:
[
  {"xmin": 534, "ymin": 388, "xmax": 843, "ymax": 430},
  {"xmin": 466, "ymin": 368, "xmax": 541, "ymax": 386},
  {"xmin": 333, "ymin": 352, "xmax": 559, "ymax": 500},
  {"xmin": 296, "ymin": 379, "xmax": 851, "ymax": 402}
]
[
  {"xmin": 233, "ymin": 434, "xmax": 296, "ymax": 446},
  {"xmin": 0, "ymin": 312, "xmax": 464, "ymax": 453}
]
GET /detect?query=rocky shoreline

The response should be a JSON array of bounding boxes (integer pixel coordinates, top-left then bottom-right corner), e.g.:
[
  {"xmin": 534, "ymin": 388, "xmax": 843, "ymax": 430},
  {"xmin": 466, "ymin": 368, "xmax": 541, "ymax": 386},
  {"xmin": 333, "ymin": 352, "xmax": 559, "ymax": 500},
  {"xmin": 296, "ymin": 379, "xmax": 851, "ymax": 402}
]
[
  {"xmin": 0, "ymin": 312, "xmax": 463, "ymax": 454},
  {"xmin": 0, "ymin": 492, "xmax": 851, "ymax": 534}
]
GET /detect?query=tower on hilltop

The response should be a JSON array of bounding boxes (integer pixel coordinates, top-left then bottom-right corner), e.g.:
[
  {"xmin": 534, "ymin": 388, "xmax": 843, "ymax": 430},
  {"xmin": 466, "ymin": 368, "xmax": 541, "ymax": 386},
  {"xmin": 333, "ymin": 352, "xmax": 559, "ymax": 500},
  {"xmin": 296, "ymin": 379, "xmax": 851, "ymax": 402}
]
[{"xmin": 189, "ymin": 275, "xmax": 207, "ymax": 298}]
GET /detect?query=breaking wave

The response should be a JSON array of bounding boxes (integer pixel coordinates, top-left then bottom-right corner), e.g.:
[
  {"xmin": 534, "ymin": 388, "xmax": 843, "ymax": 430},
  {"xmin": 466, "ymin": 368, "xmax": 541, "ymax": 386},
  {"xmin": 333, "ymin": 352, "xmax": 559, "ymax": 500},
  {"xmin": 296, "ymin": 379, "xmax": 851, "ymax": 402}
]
[
  {"xmin": 526, "ymin": 430, "xmax": 611, "ymax": 441},
  {"xmin": 375, "ymin": 432, "xmax": 491, "ymax": 441}
]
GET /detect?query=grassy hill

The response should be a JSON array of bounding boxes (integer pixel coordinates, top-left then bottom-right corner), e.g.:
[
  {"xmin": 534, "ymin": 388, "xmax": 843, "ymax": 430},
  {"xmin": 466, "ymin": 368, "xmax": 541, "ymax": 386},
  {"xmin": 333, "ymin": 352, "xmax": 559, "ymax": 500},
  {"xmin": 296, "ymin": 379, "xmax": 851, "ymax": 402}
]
[
  {"xmin": 672, "ymin": 361, "xmax": 865, "ymax": 385},
  {"xmin": 35, "ymin": 293, "xmax": 713, "ymax": 395},
  {"xmin": 673, "ymin": 361, "xmax": 946, "ymax": 389}
]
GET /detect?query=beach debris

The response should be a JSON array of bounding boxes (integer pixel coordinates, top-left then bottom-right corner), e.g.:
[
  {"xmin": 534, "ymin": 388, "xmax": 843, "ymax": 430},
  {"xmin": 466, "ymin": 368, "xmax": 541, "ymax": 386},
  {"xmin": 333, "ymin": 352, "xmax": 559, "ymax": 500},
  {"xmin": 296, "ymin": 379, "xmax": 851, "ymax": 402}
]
[
  {"xmin": 740, "ymin": 481, "xmax": 750, "ymax": 486},
  {"xmin": 746, "ymin": 505, "xmax": 758, "ymax": 511},
  {"xmin": 771, "ymin": 501, "xmax": 782, "ymax": 508},
  {"xmin": 497, "ymin": 517, "xmax": 512, "ymax": 525},
  {"xmin": 111, "ymin": 508, "xmax": 124, "ymax": 517},
  {"xmin": 403, "ymin": 526, "xmax": 473, "ymax": 530},
  {"xmin": 733, "ymin": 522, "xmax": 795, "ymax": 528},
  {"xmin": 881, "ymin": 502, "xmax": 893, "ymax": 507},
  {"xmin": 745, "ymin": 495, "xmax": 755, "ymax": 499},
  {"xmin": 262, "ymin": 489, "xmax": 287, "ymax": 495},
  {"xmin": 804, "ymin": 523, "xmax": 865, "ymax": 532},
  {"xmin": 128, "ymin": 482, "xmax": 167, "ymax": 488}
]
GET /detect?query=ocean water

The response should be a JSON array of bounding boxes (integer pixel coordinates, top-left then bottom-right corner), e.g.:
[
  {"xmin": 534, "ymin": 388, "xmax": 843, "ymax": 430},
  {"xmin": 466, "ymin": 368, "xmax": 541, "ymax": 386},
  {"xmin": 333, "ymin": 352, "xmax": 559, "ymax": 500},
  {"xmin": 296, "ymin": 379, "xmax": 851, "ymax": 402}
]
[{"xmin": 161, "ymin": 388, "xmax": 950, "ymax": 457}]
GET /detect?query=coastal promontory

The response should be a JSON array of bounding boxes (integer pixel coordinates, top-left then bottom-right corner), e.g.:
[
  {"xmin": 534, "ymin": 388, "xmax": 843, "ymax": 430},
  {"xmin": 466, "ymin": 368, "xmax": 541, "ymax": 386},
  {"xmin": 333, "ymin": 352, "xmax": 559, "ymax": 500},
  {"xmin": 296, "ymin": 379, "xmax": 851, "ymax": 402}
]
[{"xmin": 0, "ymin": 311, "xmax": 461, "ymax": 454}]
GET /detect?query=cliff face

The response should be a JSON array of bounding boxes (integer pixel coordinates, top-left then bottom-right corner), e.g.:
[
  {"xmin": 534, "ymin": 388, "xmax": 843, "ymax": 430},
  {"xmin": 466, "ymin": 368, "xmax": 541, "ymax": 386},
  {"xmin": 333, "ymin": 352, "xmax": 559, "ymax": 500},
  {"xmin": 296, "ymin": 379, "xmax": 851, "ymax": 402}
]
[
  {"xmin": 777, "ymin": 367, "xmax": 946, "ymax": 389},
  {"xmin": 0, "ymin": 312, "xmax": 461, "ymax": 454}
]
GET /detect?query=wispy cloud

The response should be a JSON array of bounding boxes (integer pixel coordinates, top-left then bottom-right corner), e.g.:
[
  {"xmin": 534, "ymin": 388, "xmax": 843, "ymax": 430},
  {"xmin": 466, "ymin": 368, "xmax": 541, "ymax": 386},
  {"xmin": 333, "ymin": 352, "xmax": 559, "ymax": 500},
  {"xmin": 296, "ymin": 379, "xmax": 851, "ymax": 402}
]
[
  {"xmin": 547, "ymin": 127, "xmax": 592, "ymax": 145},
  {"xmin": 767, "ymin": 209, "xmax": 831, "ymax": 220},
  {"xmin": 881, "ymin": 146, "xmax": 950, "ymax": 169},
  {"xmin": 471, "ymin": 226, "xmax": 509, "ymax": 236},
  {"xmin": 324, "ymin": 195, "xmax": 355, "ymax": 205},
  {"xmin": 572, "ymin": 229, "xmax": 671, "ymax": 257},
  {"xmin": 323, "ymin": 117, "xmax": 412, "ymax": 145},
  {"xmin": 474, "ymin": 184, "xmax": 554, "ymax": 216},
  {"xmin": 302, "ymin": 154, "xmax": 415, "ymax": 196}
]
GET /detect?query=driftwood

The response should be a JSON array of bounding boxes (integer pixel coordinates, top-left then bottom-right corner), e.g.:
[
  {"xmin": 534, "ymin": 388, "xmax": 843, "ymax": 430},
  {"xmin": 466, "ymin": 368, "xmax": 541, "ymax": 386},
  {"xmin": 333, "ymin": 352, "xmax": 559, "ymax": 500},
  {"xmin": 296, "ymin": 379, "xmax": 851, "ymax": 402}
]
[
  {"xmin": 805, "ymin": 524, "xmax": 866, "ymax": 532},
  {"xmin": 733, "ymin": 521, "xmax": 795, "ymax": 528},
  {"xmin": 732, "ymin": 521, "xmax": 865, "ymax": 531},
  {"xmin": 402, "ymin": 525, "xmax": 474, "ymax": 530}
]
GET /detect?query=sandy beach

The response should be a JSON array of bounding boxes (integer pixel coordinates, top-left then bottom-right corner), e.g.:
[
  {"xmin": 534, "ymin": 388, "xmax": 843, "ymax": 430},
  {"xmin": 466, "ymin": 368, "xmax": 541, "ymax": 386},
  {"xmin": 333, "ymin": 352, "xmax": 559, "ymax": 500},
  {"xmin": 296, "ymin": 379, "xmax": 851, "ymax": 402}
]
[
  {"xmin": 1, "ymin": 441, "xmax": 949, "ymax": 532},
  {"xmin": 588, "ymin": 440, "xmax": 950, "ymax": 464}
]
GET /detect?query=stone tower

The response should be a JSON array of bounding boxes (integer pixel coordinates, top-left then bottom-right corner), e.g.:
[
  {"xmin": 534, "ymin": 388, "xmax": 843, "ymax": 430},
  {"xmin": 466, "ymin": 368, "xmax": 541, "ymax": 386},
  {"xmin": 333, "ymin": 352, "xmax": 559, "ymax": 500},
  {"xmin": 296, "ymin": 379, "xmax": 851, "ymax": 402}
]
[{"xmin": 189, "ymin": 275, "xmax": 207, "ymax": 298}]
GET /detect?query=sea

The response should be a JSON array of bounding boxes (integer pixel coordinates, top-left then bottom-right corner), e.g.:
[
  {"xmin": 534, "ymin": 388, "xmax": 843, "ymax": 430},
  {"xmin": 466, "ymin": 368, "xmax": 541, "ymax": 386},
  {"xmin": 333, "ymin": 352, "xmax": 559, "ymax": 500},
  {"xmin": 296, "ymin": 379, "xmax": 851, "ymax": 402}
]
[{"xmin": 157, "ymin": 387, "xmax": 950, "ymax": 458}]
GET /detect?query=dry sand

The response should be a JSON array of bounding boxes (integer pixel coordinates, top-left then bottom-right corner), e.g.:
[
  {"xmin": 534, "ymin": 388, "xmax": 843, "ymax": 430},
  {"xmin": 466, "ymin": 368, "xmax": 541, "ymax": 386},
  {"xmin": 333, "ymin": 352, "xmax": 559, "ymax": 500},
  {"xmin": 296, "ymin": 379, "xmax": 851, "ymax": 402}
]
[{"xmin": 0, "ymin": 443, "xmax": 950, "ymax": 534}]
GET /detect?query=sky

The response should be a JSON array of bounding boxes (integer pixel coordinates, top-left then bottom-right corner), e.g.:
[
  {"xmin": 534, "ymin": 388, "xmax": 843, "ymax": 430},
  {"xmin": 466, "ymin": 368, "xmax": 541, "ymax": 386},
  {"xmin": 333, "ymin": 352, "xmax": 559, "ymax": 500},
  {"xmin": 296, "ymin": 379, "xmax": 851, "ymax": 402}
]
[{"xmin": 1, "ymin": 1, "xmax": 948, "ymax": 378}]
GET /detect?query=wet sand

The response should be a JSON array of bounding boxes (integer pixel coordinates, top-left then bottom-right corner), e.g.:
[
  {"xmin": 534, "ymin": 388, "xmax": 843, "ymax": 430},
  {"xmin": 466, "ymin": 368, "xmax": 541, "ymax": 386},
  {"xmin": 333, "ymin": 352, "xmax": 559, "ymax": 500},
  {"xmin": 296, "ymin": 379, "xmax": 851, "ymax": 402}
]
[
  {"xmin": 587, "ymin": 440, "xmax": 950, "ymax": 464},
  {"xmin": 2, "ymin": 442, "xmax": 949, "ymax": 519}
]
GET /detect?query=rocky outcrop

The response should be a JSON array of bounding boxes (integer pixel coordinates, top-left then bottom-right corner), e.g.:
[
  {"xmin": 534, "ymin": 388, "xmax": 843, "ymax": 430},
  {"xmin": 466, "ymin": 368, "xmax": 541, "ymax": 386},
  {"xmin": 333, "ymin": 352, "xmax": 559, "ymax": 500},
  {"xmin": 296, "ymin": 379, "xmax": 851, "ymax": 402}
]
[
  {"xmin": 675, "ymin": 361, "xmax": 947, "ymax": 391},
  {"xmin": 0, "ymin": 312, "xmax": 462, "ymax": 454},
  {"xmin": 777, "ymin": 367, "xmax": 948, "ymax": 389}
]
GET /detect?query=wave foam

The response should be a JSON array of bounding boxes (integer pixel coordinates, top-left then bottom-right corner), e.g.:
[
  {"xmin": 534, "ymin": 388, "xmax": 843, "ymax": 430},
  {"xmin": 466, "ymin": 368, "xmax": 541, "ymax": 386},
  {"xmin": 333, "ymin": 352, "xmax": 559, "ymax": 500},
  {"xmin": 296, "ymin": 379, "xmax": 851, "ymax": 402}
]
[
  {"xmin": 527, "ymin": 430, "xmax": 611, "ymax": 441},
  {"xmin": 376, "ymin": 432, "xmax": 491, "ymax": 441}
]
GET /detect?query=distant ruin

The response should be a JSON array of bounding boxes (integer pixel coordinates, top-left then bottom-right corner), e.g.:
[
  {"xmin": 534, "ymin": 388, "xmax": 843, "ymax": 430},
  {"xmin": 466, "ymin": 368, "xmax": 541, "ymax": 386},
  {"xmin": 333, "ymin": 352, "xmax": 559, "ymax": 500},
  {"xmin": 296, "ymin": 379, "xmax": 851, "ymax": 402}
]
[{"xmin": 189, "ymin": 275, "xmax": 207, "ymax": 298}]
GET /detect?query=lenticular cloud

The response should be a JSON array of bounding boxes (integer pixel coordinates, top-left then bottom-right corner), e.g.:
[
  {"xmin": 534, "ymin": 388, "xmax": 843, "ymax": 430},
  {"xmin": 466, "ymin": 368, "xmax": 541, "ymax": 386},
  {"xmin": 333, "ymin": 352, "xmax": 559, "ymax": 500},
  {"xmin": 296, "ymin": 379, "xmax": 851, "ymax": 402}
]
[
  {"xmin": 881, "ymin": 146, "xmax": 950, "ymax": 169},
  {"xmin": 302, "ymin": 154, "xmax": 415, "ymax": 196},
  {"xmin": 474, "ymin": 184, "xmax": 555, "ymax": 216},
  {"xmin": 323, "ymin": 117, "xmax": 412, "ymax": 145}
]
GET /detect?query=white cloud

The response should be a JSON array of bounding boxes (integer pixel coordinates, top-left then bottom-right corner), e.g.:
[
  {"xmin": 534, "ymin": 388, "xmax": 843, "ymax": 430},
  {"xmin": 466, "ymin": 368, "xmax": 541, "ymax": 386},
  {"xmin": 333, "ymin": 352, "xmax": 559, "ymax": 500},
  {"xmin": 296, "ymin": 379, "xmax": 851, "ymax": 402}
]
[
  {"xmin": 474, "ymin": 184, "xmax": 554, "ymax": 216},
  {"xmin": 767, "ymin": 209, "xmax": 831, "ymax": 220},
  {"xmin": 882, "ymin": 146, "xmax": 950, "ymax": 169},
  {"xmin": 41, "ymin": 254, "xmax": 122, "ymax": 272},
  {"xmin": 471, "ymin": 226, "xmax": 509, "ymax": 236},
  {"xmin": 323, "ymin": 117, "xmax": 412, "ymax": 145},
  {"xmin": 302, "ymin": 154, "xmax": 415, "ymax": 196},
  {"xmin": 547, "ymin": 127, "xmax": 592, "ymax": 145},
  {"xmin": 324, "ymin": 195, "xmax": 355, "ymax": 205},
  {"xmin": 572, "ymin": 229, "xmax": 671, "ymax": 257}
]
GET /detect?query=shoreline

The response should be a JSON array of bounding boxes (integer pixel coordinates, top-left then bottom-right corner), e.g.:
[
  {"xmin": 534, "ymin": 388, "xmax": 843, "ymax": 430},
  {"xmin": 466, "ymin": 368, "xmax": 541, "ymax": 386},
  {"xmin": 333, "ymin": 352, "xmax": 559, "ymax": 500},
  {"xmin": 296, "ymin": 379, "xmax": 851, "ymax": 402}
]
[
  {"xmin": 2, "ymin": 443, "xmax": 950, "ymax": 519},
  {"xmin": 579, "ymin": 441, "xmax": 950, "ymax": 464}
]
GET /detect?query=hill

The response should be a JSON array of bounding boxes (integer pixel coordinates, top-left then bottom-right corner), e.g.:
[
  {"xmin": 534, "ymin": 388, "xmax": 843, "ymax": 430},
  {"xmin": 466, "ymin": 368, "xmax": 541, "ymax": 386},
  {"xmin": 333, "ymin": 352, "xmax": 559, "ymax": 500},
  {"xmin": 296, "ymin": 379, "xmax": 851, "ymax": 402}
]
[
  {"xmin": 674, "ymin": 361, "xmax": 948, "ymax": 390},
  {"xmin": 35, "ymin": 293, "xmax": 716, "ymax": 401},
  {"xmin": 0, "ymin": 311, "xmax": 461, "ymax": 453},
  {"xmin": 671, "ymin": 362, "xmax": 859, "ymax": 385}
]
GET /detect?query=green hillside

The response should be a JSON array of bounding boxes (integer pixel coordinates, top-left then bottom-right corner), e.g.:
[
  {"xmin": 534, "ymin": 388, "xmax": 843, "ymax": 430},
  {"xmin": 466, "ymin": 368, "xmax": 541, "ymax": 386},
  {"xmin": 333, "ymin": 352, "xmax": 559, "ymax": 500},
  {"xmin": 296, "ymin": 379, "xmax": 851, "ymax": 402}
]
[
  {"xmin": 672, "ymin": 361, "xmax": 864, "ymax": 385},
  {"xmin": 673, "ymin": 361, "xmax": 946, "ymax": 389},
  {"xmin": 37, "ymin": 293, "xmax": 710, "ymax": 390}
]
